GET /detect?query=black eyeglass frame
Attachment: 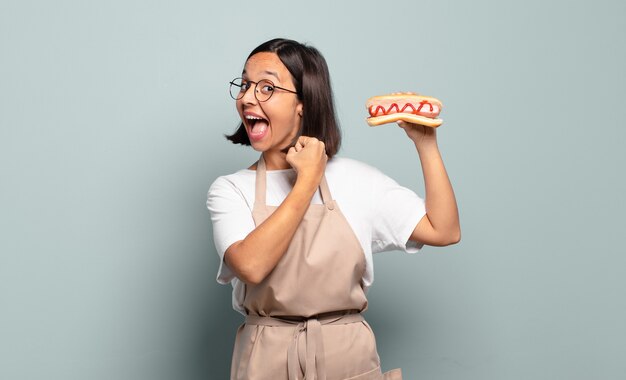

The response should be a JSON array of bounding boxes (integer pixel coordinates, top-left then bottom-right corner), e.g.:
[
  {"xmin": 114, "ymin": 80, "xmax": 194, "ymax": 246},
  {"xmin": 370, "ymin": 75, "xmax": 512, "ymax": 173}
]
[{"xmin": 229, "ymin": 77, "xmax": 298, "ymax": 102}]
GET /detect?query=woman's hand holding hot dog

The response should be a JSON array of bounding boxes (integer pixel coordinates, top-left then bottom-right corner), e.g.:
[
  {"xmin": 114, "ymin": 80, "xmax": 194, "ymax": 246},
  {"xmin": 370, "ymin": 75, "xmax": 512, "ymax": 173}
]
[{"xmin": 397, "ymin": 120, "xmax": 438, "ymax": 149}]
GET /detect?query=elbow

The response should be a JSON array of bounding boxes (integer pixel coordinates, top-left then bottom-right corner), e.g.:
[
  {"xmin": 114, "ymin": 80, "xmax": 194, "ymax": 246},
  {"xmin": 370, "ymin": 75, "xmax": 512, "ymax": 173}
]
[
  {"xmin": 445, "ymin": 228, "xmax": 461, "ymax": 246},
  {"xmin": 229, "ymin": 259, "xmax": 268, "ymax": 286},
  {"xmin": 224, "ymin": 242, "xmax": 269, "ymax": 286},
  {"xmin": 435, "ymin": 228, "xmax": 461, "ymax": 247},
  {"xmin": 229, "ymin": 260, "xmax": 267, "ymax": 286},
  {"xmin": 238, "ymin": 270, "xmax": 266, "ymax": 286},
  {"xmin": 450, "ymin": 232, "xmax": 462, "ymax": 245}
]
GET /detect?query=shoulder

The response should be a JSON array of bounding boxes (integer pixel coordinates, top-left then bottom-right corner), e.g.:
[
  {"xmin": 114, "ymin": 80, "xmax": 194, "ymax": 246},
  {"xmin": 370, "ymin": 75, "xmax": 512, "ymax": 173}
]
[
  {"xmin": 208, "ymin": 169, "xmax": 254, "ymax": 194},
  {"xmin": 207, "ymin": 170, "xmax": 256, "ymax": 209},
  {"xmin": 326, "ymin": 156, "xmax": 391, "ymax": 183},
  {"xmin": 327, "ymin": 156, "xmax": 383, "ymax": 174}
]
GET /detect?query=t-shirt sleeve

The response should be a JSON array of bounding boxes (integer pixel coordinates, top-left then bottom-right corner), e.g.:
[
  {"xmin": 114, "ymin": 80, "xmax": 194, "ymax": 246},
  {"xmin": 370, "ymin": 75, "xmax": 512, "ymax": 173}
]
[
  {"xmin": 206, "ymin": 176, "xmax": 255, "ymax": 284},
  {"xmin": 370, "ymin": 169, "xmax": 427, "ymax": 254}
]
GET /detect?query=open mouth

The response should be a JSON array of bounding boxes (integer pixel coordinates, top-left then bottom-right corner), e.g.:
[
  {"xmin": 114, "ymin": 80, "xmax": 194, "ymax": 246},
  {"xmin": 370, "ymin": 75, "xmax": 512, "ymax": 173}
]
[{"xmin": 245, "ymin": 114, "xmax": 270, "ymax": 141}]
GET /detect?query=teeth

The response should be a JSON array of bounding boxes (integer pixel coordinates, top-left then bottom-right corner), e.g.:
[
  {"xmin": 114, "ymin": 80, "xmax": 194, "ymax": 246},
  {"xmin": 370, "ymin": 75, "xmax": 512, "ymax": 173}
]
[{"xmin": 245, "ymin": 115, "xmax": 264, "ymax": 120}]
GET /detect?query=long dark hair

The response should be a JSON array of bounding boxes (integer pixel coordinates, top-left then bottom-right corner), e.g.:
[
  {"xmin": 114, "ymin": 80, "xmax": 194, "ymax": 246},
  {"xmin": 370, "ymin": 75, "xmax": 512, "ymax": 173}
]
[{"xmin": 226, "ymin": 38, "xmax": 341, "ymax": 158}]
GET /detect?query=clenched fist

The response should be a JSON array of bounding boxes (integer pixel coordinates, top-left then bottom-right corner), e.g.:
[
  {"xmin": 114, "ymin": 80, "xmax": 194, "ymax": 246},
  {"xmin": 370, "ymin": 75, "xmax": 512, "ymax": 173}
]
[{"xmin": 286, "ymin": 136, "xmax": 328, "ymax": 186}]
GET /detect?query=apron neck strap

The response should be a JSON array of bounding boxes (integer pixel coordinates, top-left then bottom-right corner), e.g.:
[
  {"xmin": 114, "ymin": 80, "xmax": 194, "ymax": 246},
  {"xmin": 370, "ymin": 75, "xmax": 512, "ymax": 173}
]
[
  {"xmin": 255, "ymin": 154, "xmax": 268, "ymax": 205},
  {"xmin": 255, "ymin": 154, "xmax": 334, "ymax": 210},
  {"xmin": 319, "ymin": 175, "xmax": 334, "ymax": 210}
]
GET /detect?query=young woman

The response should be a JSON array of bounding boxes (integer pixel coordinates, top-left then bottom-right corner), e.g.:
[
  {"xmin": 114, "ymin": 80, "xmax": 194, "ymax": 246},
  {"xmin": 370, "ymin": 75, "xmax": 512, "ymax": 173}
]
[{"xmin": 207, "ymin": 38, "xmax": 460, "ymax": 380}]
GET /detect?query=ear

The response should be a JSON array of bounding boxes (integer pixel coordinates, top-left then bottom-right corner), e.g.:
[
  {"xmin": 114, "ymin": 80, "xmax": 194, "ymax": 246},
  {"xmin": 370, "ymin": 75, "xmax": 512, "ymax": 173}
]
[{"xmin": 296, "ymin": 102, "xmax": 303, "ymax": 117}]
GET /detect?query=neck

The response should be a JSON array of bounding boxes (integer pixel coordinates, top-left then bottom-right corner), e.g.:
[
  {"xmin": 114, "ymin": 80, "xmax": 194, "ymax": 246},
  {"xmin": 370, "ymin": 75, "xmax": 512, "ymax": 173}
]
[{"xmin": 262, "ymin": 150, "xmax": 291, "ymax": 170}]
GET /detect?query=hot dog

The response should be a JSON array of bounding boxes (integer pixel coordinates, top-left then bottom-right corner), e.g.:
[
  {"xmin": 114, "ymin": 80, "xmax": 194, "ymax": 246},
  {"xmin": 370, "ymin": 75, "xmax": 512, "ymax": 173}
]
[{"xmin": 366, "ymin": 92, "xmax": 443, "ymax": 128}]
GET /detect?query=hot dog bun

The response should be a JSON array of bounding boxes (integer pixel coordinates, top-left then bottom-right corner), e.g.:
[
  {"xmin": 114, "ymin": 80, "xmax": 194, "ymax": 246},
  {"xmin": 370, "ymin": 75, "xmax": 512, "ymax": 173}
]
[{"xmin": 366, "ymin": 92, "xmax": 443, "ymax": 128}]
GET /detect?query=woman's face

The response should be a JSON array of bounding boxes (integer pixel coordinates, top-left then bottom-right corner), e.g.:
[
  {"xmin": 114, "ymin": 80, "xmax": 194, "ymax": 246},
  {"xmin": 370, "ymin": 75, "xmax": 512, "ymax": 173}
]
[{"xmin": 237, "ymin": 52, "xmax": 303, "ymax": 153}]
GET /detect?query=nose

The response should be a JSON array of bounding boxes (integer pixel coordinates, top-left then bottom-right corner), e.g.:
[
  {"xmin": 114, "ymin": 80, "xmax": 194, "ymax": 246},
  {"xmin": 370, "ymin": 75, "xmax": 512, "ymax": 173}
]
[{"xmin": 240, "ymin": 83, "xmax": 257, "ymax": 105}]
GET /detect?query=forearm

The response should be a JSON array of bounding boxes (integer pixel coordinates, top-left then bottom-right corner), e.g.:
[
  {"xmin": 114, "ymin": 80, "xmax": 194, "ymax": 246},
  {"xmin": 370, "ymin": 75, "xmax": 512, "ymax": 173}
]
[
  {"xmin": 225, "ymin": 177, "xmax": 318, "ymax": 284},
  {"xmin": 416, "ymin": 141, "xmax": 461, "ymax": 240}
]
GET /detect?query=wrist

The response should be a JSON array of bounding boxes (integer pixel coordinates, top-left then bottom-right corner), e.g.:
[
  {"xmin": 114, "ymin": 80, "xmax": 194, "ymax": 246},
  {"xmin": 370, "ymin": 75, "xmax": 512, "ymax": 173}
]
[
  {"xmin": 414, "ymin": 139, "xmax": 439, "ymax": 153},
  {"xmin": 294, "ymin": 174, "xmax": 320, "ymax": 194}
]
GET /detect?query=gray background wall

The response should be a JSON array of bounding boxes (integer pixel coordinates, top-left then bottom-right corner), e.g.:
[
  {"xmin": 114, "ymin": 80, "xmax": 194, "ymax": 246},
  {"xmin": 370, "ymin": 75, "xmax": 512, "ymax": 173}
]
[{"xmin": 2, "ymin": 0, "xmax": 625, "ymax": 379}]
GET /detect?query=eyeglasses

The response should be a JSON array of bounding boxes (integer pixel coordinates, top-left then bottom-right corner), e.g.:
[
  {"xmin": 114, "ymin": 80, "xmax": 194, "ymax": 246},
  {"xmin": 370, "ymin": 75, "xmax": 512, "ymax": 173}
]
[{"xmin": 229, "ymin": 77, "xmax": 298, "ymax": 102}]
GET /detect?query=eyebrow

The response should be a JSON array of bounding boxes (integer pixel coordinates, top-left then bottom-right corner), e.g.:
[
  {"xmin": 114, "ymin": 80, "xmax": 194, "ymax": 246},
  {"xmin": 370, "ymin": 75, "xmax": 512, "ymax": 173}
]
[{"xmin": 242, "ymin": 70, "xmax": 280, "ymax": 81}]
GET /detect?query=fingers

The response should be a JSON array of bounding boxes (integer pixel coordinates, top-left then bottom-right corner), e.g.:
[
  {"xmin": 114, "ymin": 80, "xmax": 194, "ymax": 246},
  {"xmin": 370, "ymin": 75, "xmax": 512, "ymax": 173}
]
[
  {"xmin": 287, "ymin": 136, "xmax": 328, "ymax": 179},
  {"xmin": 295, "ymin": 136, "xmax": 325, "ymax": 152},
  {"xmin": 397, "ymin": 120, "xmax": 428, "ymax": 131},
  {"xmin": 397, "ymin": 120, "xmax": 414, "ymax": 129},
  {"xmin": 296, "ymin": 135, "xmax": 312, "ymax": 146}
]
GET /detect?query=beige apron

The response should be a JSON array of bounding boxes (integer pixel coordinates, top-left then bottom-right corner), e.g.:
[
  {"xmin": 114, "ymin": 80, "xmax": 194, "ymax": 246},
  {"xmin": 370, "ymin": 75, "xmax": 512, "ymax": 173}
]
[{"xmin": 230, "ymin": 155, "xmax": 402, "ymax": 380}]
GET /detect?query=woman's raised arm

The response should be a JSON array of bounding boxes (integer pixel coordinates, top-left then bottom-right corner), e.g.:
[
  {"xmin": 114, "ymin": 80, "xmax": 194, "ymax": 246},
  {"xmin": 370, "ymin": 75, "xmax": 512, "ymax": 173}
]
[{"xmin": 397, "ymin": 121, "xmax": 461, "ymax": 246}]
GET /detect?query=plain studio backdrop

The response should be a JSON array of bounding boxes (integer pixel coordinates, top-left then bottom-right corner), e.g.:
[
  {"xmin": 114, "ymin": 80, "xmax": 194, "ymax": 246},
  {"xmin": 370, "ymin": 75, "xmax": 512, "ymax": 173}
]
[{"xmin": 1, "ymin": 0, "xmax": 625, "ymax": 379}]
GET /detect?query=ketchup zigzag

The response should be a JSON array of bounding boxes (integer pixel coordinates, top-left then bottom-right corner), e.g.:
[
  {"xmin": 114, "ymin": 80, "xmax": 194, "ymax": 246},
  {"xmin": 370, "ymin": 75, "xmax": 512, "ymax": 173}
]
[{"xmin": 368, "ymin": 101, "xmax": 434, "ymax": 117}]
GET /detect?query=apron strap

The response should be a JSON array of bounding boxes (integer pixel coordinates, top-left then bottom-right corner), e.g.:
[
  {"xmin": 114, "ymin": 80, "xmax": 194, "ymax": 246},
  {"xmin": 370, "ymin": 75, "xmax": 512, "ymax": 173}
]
[
  {"xmin": 255, "ymin": 154, "xmax": 334, "ymax": 210},
  {"xmin": 255, "ymin": 155, "xmax": 268, "ymax": 206},
  {"xmin": 319, "ymin": 175, "xmax": 334, "ymax": 211}
]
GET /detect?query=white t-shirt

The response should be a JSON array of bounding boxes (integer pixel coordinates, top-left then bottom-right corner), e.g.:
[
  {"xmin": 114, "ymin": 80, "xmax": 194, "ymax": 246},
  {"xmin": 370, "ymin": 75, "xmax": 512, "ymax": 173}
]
[{"xmin": 206, "ymin": 156, "xmax": 426, "ymax": 314}]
